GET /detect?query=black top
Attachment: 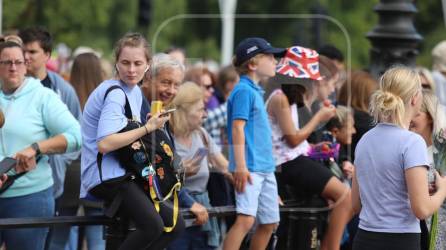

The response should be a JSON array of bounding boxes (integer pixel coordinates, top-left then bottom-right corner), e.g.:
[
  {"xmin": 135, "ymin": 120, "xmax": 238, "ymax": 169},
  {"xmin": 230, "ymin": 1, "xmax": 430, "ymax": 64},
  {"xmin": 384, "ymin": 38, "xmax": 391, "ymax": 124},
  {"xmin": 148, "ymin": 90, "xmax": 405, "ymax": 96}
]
[
  {"xmin": 351, "ymin": 109, "xmax": 375, "ymax": 161},
  {"xmin": 41, "ymin": 74, "xmax": 52, "ymax": 89}
]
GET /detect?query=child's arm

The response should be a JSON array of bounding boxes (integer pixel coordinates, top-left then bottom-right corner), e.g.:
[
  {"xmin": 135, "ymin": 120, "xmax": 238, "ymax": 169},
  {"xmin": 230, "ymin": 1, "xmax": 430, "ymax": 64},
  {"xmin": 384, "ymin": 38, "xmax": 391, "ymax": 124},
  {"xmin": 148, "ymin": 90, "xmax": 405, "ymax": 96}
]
[
  {"xmin": 342, "ymin": 161, "xmax": 355, "ymax": 179},
  {"xmin": 232, "ymin": 119, "xmax": 252, "ymax": 193},
  {"xmin": 268, "ymin": 93, "xmax": 335, "ymax": 148}
]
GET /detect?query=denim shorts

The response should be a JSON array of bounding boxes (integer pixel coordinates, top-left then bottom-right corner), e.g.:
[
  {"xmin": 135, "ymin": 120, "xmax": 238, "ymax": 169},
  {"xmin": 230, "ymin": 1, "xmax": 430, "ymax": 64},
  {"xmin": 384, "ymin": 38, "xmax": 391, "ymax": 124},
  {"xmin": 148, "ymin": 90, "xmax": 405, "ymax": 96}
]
[
  {"xmin": 0, "ymin": 186, "xmax": 55, "ymax": 250},
  {"xmin": 235, "ymin": 172, "xmax": 280, "ymax": 224}
]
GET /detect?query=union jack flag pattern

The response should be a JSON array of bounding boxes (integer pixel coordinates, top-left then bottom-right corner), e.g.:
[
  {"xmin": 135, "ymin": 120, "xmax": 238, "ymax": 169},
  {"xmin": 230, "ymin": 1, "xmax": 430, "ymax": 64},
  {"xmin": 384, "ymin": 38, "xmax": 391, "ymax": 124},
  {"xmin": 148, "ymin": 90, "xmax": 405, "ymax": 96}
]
[{"xmin": 276, "ymin": 46, "xmax": 322, "ymax": 80}]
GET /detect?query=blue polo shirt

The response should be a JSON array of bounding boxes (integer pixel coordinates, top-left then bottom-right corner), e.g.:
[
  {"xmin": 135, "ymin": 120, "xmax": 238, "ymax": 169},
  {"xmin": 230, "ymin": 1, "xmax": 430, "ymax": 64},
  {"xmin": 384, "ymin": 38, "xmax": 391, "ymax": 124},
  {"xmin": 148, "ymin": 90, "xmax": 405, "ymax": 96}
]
[{"xmin": 227, "ymin": 75, "xmax": 275, "ymax": 173}]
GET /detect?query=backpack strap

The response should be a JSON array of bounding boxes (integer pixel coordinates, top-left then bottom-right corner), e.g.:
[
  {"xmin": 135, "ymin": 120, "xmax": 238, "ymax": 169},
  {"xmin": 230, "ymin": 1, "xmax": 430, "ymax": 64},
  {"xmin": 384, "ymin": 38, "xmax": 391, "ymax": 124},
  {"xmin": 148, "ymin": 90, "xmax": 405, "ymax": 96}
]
[
  {"xmin": 93, "ymin": 85, "xmax": 136, "ymax": 218},
  {"xmin": 197, "ymin": 127, "xmax": 210, "ymax": 148},
  {"xmin": 103, "ymin": 85, "xmax": 133, "ymax": 120},
  {"xmin": 197, "ymin": 127, "xmax": 212, "ymax": 167},
  {"xmin": 149, "ymin": 181, "xmax": 181, "ymax": 232},
  {"xmin": 97, "ymin": 85, "xmax": 134, "ymax": 182},
  {"xmin": 164, "ymin": 122, "xmax": 176, "ymax": 150}
]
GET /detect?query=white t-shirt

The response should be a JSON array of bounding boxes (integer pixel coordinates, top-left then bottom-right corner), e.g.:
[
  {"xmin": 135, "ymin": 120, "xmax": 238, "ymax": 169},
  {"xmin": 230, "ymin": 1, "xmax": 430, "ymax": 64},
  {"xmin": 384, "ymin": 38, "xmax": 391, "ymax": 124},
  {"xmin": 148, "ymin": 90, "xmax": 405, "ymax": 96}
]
[{"xmin": 267, "ymin": 89, "xmax": 310, "ymax": 166}]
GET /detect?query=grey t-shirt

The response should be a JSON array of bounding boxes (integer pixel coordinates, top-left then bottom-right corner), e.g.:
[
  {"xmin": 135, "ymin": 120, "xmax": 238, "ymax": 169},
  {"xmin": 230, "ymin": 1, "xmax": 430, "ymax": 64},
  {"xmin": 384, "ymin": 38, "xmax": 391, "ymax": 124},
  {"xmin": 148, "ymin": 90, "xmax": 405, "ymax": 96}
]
[
  {"xmin": 174, "ymin": 128, "xmax": 220, "ymax": 193},
  {"xmin": 354, "ymin": 123, "xmax": 429, "ymax": 233}
]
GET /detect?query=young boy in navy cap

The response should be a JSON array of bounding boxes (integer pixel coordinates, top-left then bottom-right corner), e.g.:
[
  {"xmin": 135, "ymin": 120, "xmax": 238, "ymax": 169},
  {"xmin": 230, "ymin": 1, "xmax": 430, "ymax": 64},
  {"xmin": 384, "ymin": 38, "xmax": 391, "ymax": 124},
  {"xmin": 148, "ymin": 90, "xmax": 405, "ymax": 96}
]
[{"xmin": 222, "ymin": 37, "xmax": 285, "ymax": 250}]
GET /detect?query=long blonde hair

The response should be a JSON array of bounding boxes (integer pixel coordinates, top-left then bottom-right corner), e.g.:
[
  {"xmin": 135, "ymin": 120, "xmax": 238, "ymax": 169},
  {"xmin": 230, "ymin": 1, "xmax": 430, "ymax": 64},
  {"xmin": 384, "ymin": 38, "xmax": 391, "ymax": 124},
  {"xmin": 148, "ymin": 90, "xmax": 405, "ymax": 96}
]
[
  {"xmin": 369, "ymin": 66, "xmax": 421, "ymax": 127},
  {"xmin": 170, "ymin": 82, "xmax": 204, "ymax": 136}
]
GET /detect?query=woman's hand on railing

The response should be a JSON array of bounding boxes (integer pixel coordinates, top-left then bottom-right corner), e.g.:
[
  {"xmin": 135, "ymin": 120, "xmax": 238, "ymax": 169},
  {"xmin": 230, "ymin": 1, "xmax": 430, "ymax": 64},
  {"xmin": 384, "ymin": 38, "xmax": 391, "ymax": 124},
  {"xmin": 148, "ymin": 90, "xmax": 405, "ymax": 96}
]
[{"xmin": 190, "ymin": 202, "xmax": 208, "ymax": 225}]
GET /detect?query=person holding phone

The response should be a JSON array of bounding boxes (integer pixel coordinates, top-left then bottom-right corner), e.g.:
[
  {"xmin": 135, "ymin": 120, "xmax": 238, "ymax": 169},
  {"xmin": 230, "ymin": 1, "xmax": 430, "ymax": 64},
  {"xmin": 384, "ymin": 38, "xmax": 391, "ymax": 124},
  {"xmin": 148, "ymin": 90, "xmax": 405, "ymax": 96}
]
[
  {"xmin": 167, "ymin": 82, "xmax": 232, "ymax": 250},
  {"xmin": 80, "ymin": 33, "xmax": 184, "ymax": 250},
  {"xmin": 0, "ymin": 40, "xmax": 81, "ymax": 250}
]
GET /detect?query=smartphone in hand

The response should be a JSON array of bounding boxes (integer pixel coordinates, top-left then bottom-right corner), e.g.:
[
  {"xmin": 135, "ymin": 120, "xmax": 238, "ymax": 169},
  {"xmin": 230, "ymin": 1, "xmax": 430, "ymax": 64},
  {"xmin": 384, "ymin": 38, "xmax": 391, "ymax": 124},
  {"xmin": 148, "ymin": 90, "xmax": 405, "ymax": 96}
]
[
  {"xmin": 159, "ymin": 108, "xmax": 176, "ymax": 117},
  {"xmin": 0, "ymin": 157, "xmax": 16, "ymax": 175},
  {"xmin": 192, "ymin": 147, "xmax": 208, "ymax": 162}
]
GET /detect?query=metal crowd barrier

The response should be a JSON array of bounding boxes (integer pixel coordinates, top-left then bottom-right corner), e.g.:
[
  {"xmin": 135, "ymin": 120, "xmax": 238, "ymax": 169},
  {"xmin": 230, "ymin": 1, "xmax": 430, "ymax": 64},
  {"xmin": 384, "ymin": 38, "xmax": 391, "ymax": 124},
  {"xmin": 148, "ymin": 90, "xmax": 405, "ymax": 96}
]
[{"xmin": 0, "ymin": 204, "xmax": 330, "ymax": 250}]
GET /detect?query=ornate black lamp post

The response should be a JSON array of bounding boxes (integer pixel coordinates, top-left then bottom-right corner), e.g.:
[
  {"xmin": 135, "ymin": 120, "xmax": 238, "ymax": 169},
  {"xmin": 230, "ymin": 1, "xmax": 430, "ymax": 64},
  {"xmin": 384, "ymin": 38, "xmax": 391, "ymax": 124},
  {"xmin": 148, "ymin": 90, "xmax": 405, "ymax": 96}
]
[{"xmin": 367, "ymin": 0, "xmax": 423, "ymax": 78}]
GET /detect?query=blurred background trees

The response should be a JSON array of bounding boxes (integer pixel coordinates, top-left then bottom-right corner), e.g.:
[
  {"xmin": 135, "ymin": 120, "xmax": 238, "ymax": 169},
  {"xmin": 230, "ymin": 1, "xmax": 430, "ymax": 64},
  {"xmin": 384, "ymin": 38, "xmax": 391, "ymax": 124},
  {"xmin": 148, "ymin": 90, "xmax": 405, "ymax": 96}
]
[{"xmin": 3, "ymin": 0, "xmax": 444, "ymax": 68}]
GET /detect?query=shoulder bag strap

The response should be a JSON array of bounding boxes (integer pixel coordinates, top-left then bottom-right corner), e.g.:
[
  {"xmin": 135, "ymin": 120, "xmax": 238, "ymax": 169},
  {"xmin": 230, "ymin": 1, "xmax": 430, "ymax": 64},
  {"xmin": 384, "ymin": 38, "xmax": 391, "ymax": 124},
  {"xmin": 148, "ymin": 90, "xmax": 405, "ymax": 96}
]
[{"xmin": 96, "ymin": 85, "xmax": 134, "ymax": 182}]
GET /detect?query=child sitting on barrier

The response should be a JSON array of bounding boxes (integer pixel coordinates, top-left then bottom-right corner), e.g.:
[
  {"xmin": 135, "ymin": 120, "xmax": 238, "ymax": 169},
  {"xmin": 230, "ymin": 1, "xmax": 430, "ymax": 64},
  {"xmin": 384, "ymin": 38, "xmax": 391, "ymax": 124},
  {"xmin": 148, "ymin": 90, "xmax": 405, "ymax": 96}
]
[
  {"xmin": 267, "ymin": 46, "xmax": 354, "ymax": 250},
  {"xmin": 324, "ymin": 105, "xmax": 356, "ymax": 181}
]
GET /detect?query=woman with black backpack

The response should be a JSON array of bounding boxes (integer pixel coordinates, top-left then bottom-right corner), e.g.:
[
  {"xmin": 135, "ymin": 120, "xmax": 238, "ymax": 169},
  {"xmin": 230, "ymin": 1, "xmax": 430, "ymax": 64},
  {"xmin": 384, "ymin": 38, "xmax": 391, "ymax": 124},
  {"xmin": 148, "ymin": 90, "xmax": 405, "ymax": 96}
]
[{"xmin": 80, "ymin": 32, "xmax": 184, "ymax": 250}]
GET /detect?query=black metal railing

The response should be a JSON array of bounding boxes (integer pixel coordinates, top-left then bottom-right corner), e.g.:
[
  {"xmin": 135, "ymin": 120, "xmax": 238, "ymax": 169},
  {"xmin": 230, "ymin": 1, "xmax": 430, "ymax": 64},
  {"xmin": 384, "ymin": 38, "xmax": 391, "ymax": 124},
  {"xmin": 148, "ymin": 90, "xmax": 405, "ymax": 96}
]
[{"xmin": 0, "ymin": 203, "xmax": 330, "ymax": 250}]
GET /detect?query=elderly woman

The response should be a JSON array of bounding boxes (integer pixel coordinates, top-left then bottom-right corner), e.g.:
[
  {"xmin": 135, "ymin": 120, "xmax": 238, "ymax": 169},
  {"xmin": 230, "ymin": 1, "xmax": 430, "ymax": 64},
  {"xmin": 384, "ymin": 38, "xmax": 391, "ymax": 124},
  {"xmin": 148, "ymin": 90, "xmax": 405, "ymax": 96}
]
[
  {"xmin": 167, "ymin": 82, "xmax": 232, "ymax": 250},
  {"xmin": 0, "ymin": 41, "xmax": 81, "ymax": 250}
]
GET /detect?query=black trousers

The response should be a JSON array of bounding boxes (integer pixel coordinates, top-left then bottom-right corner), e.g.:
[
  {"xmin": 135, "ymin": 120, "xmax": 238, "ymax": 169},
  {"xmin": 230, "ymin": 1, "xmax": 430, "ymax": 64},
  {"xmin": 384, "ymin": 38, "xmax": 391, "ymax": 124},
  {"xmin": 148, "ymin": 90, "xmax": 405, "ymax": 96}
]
[
  {"xmin": 353, "ymin": 229, "xmax": 420, "ymax": 250},
  {"xmin": 92, "ymin": 179, "xmax": 184, "ymax": 250}
]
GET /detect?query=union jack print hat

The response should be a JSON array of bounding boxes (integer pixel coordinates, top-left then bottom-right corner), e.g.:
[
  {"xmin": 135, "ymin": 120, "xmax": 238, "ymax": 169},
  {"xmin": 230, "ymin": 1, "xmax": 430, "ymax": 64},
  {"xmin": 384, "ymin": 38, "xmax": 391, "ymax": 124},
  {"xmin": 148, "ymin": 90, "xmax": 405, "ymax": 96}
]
[{"xmin": 276, "ymin": 46, "xmax": 322, "ymax": 81}]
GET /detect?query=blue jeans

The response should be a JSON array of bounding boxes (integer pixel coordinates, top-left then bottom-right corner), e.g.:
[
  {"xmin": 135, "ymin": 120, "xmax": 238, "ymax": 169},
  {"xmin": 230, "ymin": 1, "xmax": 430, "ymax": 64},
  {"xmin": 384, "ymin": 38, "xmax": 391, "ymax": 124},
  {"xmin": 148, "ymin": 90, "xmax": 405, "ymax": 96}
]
[
  {"xmin": 0, "ymin": 187, "xmax": 55, "ymax": 250},
  {"xmin": 47, "ymin": 206, "xmax": 105, "ymax": 250},
  {"xmin": 167, "ymin": 226, "xmax": 215, "ymax": 250}
]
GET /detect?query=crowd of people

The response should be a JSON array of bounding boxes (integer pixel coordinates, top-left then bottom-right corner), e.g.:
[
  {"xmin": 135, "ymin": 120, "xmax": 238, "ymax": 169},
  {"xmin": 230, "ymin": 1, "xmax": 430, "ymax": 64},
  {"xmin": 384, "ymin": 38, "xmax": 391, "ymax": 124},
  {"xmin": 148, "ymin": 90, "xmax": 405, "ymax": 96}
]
[{"xmin": 0, "ymin": 25, "xmax": 444, "ymax": 250}]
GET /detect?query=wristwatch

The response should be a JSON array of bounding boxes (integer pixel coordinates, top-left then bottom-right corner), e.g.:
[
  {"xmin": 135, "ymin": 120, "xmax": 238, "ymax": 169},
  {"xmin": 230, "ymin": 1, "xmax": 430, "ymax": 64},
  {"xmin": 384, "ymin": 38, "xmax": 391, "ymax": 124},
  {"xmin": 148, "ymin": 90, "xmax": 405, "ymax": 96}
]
[{"xmin": 31, "ymin": 142, "xmax": 41, "ymax": 157}]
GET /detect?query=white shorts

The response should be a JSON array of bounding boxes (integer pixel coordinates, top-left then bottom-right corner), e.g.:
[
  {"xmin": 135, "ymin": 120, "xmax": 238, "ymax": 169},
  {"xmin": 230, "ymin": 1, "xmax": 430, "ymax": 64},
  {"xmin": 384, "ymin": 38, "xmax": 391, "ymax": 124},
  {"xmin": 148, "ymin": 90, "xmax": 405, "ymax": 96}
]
[{"xmin": 235, "ymin": 172, "xmax": 280, "ymax": 224}]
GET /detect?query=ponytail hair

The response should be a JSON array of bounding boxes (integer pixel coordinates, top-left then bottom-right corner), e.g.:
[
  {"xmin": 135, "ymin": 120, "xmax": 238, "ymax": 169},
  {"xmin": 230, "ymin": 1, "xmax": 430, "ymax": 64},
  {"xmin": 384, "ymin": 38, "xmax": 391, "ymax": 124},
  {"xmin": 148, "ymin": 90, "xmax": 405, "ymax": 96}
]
[{"xmin": 369, "ymin": 66, "xmax": 421, "ymax": 127}]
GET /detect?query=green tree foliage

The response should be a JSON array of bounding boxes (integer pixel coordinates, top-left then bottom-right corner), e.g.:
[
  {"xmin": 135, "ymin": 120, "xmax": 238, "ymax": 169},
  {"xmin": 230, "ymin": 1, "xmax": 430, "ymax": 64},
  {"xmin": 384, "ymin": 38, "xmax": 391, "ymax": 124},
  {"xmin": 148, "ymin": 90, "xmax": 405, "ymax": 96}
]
[
  {"xmin": 3, "ymin": 0, "xmax": 137, "ymax": 57},
  {"xmin": 415, "ymin": 0, "xmax": 446, "ymax": 67},
  {"xmin": 1, "ymin": 0, "xmax": 443, "ymax": 69}
]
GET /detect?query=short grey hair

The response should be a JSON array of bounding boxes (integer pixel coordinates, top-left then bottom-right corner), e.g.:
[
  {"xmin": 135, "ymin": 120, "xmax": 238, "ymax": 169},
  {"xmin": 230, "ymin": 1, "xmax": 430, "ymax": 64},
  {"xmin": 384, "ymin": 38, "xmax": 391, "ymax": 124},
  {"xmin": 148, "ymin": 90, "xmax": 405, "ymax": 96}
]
[{"xmin": 150, "ymin": 53, "xmax": 185, "ymax": 78}]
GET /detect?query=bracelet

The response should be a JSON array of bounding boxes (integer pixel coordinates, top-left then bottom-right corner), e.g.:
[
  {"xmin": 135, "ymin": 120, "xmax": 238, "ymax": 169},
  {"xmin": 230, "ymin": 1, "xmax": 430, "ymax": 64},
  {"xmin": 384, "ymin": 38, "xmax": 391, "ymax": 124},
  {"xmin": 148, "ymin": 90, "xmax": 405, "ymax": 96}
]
[{"xmin": 144, "ymin": 125, "xmax": 150, "ymax": 135}]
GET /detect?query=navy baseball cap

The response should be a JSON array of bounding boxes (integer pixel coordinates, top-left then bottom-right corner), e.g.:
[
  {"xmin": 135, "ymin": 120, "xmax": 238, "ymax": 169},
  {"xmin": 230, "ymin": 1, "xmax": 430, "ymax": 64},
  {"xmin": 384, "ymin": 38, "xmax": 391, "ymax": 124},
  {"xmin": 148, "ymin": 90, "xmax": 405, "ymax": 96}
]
[{"xmin": 234, "ymin": 37, "xmax": 286, "ymax": 66}]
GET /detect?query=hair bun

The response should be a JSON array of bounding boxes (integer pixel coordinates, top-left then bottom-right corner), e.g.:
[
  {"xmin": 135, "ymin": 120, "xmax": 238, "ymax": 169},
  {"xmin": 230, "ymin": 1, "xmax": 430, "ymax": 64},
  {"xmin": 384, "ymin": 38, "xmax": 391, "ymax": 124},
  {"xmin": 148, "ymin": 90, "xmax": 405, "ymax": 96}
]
[
  {"xmin": 379, "ymin": 90, "xmax": 402, "ymax": 110},
  {"xmin": 370, "ymin": 89, "xmax": 405, "ymax": 125}
]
